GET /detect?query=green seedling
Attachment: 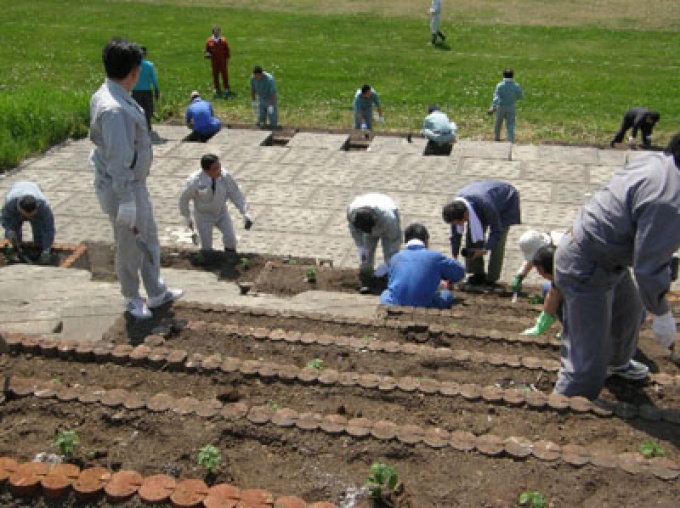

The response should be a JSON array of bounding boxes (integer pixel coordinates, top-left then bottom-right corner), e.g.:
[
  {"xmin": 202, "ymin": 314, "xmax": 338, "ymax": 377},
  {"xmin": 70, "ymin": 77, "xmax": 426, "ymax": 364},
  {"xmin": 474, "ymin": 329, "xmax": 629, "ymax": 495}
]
[
  {"xmin": 306, "ymin": 267, "xmax": 317, "ymax": 283},
  {"xmin": 197, "ymin": 445, "xmax": 222, "ymax": 474},
  {"xmin": 267, "ymin": 401, "xmax": 281, "ymax": 411},
  {"xmin": 239, "ymin": 257, "xmax": 250, "ymax": 270},
  {"xmin": 640, "ymin": 440, "xmax": 665, "ymax": 459},
  {"xmin": 365, "ymin": 462, "xmax": 399, "ymax": 499},
  {"xmin": 519, "ymin": 491, "xmax": 546, "ymax": 508},
  {"xmin": 528, "ymin": 294, "xmax": 544, "ymax": 305},
  {"xmin": 54, "ymin": 430, "xmax": 80, "ymax": 458},
  {"xmin": 306, "ymin": 358, "xmax": 323, "ymax": 371}
]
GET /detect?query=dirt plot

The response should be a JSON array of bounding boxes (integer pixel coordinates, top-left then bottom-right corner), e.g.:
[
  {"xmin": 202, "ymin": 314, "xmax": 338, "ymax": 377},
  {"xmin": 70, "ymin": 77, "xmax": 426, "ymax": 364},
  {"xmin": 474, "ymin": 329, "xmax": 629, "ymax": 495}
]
[{"xmin": 1, "ymin": 267, "xmax": 679, "ymax": 506}]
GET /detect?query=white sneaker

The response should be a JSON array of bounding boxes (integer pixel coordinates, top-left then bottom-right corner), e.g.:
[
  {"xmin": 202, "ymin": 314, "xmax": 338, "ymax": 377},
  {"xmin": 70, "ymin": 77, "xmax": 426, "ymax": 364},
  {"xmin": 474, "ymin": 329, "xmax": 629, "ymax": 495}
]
[
  {"xmin": 606, "ymin": 359, "xmax": 650, "ymax": 380},
  {"xmin": 147, "ymin": 288, "xmax": 184, "ymax": 309},
  {"xmin": 124, "ymin": 296, "xmax": 152, "ymax": 320}
]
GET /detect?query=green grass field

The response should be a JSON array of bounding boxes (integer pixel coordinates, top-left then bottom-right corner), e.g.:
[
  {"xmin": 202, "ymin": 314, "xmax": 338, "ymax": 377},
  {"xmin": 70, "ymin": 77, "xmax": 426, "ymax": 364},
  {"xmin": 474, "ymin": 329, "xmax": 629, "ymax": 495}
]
[{"xmin": 0, "ymin": 0, "xmax": 678, "ymax": 171}]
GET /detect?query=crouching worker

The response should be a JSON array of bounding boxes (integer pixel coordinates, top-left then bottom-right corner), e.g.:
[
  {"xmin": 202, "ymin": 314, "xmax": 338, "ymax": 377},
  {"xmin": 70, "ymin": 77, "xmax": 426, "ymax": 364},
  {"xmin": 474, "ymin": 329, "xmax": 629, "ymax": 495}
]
[
  {"xmin": 380, "ymin": 223, "xmax": 465, "ymax": 309},
  {"xmin": 422, "ymin": 105, "xmax": 457, "ymax": 156},
  {"xmin": 179, "ymin": 154, "xmax": 253, "ymax": 253},
  {"xmin": 1, "ymin": 181, "xmax": 55, "ymax": 264},
  {"xmin": 522, "ymin": 244, "xmax": 562, "ymax": 336}
]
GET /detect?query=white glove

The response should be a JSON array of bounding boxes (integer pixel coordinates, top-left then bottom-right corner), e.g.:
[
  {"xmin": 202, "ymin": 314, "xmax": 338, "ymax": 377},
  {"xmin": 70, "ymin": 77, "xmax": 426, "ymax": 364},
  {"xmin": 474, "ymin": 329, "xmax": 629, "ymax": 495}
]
[
  {"xmin": 358, "ymin": 247, "xmax": 369, "ymax": 263},
  {"xmin": 251, "ymin": 100, "xmax": 258, "ymax": 110},
  {"xmin": 360, "ymin": 123, "xmax": 368, "ymax": 130},
  {"xmin": 267, "ymin": 105, "xmax": 274, "ymax": 115},
  {"xmin": 652, "ymin": 310, "xmax": 677, "ymax": 349},
  {"xmin": 378, "ymin": 116, "xmax": 385, "ymax": 124},
  {"xmin": 116, "ymin": 201, "xmax": 136, "ymax": 229},
  {"xmin": 183, "ymin": 216, "xmax": 193, "ymax": 229},
  {"xmin": 628, "ymin": 136, "xmax": 635, "ymax": 145}
]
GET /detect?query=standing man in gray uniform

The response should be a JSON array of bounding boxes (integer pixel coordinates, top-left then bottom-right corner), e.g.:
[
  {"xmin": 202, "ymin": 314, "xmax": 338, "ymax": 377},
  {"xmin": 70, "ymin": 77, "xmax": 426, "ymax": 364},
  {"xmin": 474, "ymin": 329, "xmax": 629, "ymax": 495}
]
[
  {"xmin": 347, "ymin": 193, "xmax": 402, "ymax": 291},
  {"xmin": 90, "ymin": 38, "xmax": 182, "ymax": 320},
  {"xmin": 250, "ymin": 66, "xmax": 278, "ymax": 128},
  {"xmin": 179, "ymin": 153, "xmax": 253, "ymax": 253},
  {"xmin": 429, "ymin": 0, "xmax": 447, "ymax": 46},
  {"xmin": 554, "ymin": 133, "xmax": 680, "ymax": 400},
  {"xmin": 1, "ymin": 181, "xmax": 55, "ymax": 264}
]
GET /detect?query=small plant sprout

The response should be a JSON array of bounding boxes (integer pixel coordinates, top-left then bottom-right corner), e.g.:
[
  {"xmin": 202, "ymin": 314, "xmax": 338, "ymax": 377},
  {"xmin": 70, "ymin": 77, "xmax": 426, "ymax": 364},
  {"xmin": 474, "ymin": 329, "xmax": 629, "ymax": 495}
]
[
  {"xmin": 640, "ymin": 440, "xmax": 665, "ymax": 459},
  {"xmin": 306, "ymin": 267, "xmax": 317, "ymax": 283},
  {"xmin": 197, "ymin": 445, "xmax": 222, "ymax": 475},
  {"xmin": 267, "ymin": 401, "xmax": 281, "ymax": 411},
  {"xmin": 239, "ymin": 257, "xmax": 250, "ymax": 270},
  {"xmin": 365, "ymin": 462, "xmax": 399, "ymax": 499},
  {"xmin": 519, "ymin": 491, "xmax": 546, "ymax": 508},
  {"xmin": 306, "ymin": 358, "xmax": 323, "ymax": 371},
  {"xmin": 54, "ymin": 430, "xmax": 80, "ymax": 458}
]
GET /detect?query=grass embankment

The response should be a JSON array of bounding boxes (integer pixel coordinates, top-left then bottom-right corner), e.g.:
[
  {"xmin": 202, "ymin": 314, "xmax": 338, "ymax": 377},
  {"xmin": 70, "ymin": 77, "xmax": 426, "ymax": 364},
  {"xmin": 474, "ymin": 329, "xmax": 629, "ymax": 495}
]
[{"xmin": 0, "ymin": 0, "xmax": 678, "ymax": 171}]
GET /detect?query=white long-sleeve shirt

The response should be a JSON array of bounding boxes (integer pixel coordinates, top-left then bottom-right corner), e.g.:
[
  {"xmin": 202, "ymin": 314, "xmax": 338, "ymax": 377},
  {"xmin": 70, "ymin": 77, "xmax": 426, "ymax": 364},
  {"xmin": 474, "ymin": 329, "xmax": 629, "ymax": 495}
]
[{"xmin": 179, "ymin": 168, "xmax": 248, "ymax": 219}]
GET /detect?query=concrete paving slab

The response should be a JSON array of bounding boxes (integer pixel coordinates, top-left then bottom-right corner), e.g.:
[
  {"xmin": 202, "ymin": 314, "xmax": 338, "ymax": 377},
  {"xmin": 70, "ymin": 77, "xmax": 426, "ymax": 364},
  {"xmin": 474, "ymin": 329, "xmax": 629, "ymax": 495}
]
[
  {"xmin": 455, "ymin": 140, "xmax": 511, "ymax": 160},
  {"xmin": 286, "ymin": 132, "xmax": 348, "ymax": 150},
  {"xmin": 368, "ymin": 136, "xmax": 425, "ymax": 154}
]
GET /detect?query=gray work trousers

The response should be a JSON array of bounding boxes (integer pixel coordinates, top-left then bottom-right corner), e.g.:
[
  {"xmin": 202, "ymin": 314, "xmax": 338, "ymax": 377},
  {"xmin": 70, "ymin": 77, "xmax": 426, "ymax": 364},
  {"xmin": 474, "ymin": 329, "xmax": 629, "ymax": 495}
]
[
  {"xmin": 554, "ymin": 234, "xmax": 643, "ymax": 400},
  {"xmin": 96, "ymin": 181, "xmax": 167, "ymax": 300},
  {"xmin": 466, "ymin": 226, "xmax": 509, "ymax": 283},
  {"xmin": 195, "ymin": 207, "xmax": 237, "ymax": 251}
]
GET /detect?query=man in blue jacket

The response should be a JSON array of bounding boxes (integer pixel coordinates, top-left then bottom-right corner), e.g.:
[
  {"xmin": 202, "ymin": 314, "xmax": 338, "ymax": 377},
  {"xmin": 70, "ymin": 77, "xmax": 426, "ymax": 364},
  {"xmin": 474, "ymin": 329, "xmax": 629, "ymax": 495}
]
[
  {"xmin": 1, "ymin": 181, "xmax": 55, "ymax": 264},
  {"xmin": 185, "ymin": 91, "xmax": 222, "ymax": 142},
  {"xmin": 380, "ymin": 223, "xmax": 465, "ymax": 309},
  {"xmin": 442, "ymin": 180, "xmax": 521, "ymax": 286}
]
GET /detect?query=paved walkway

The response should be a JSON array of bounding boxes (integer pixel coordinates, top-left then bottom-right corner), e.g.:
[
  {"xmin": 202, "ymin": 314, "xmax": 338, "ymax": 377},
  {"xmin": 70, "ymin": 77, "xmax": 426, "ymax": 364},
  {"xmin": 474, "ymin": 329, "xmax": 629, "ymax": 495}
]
[{"xmin": 0, "ymin": 126, "xmax": 660, "ymax": 342}]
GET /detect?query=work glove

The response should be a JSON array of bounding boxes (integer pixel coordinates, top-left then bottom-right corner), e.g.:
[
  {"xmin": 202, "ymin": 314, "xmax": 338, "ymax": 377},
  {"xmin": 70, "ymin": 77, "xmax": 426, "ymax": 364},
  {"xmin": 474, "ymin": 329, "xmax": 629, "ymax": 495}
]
[
  {"xmin": 487, "ymin": 107, "xmax": 496, "ymax": 116},
  {"xmin": 378, "ymin": 116, "xmax": 385, "ymax": 124},
  {"xmin": 6, "ymin": 230, "xmax": 18, "ymax": 244},
  {"xmin": 251, "ymin": 100, "xmax": 259, "ymax": 111},
  {"xmin": 510, "ymin": 275, "xmax": 523, "ymax": 294},
  {"xmin": 522, "ymin": 311, "xmax": 556, "ymax": 336},
  {"xmin": 267, "ymin": 105, "xmax": 274, "ymax": 115},
  {"xmin": 652, "ymin": 310, "xmax": 677, "ymax": 349},
  {"xmin": 116, "ymin": 201, "xmax": 136, "ymax": 229},
  {"xmin": 360, "ymin": 123, "xmax": 368, "ymax": 131},
  {"xmin": 183, "ymin": 216, "xmax": 194, "ymax": 230},
  {"xmin": 38, "ymin": 250, "xmax": 52, "ymax": 265},
  {"xmin": 628, "ymin": 136, "xmax": 635, "ymax": 145},
  {"xmin": 244, "ymin": 215, "xmax": 254, "ymax": 230},
  {"xmin": 357, "ymin": 247, "xmax": 369, "ymax": 263}
]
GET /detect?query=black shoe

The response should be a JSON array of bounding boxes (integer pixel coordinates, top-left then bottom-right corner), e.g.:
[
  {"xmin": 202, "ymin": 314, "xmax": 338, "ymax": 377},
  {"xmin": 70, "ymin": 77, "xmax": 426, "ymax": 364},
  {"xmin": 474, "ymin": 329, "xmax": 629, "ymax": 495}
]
[
  {"xmin": 465, "ymin": 274, "xmax": 487, "ymax": 286},
  {"xmin": 609, "ymin": 140, "xmax": 615, "ymax": 148},
  {"xmin": 407, "ymin": 133, "xmax": 413, "ymax": 143},
  {"xmin": 438, "ymin": 31, "xmax": 446, "ymax": 42}
]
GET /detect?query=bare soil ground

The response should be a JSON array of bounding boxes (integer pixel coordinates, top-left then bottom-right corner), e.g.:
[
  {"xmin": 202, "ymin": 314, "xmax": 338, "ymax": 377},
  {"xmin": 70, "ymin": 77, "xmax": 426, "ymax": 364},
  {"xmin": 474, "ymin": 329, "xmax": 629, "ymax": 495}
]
[{"xmin": 0, "ymin": 245, "xmax": 679, "ymax": 507}]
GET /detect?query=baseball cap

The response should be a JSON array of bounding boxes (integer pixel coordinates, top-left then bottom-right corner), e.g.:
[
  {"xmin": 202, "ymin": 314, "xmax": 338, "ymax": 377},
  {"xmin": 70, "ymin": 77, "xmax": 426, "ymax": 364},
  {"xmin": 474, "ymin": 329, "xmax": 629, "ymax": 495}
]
[
  {"xmin": 190, "ymin": 90, "xmax": 200, "ymax": 100},
  {"xmin": 519, "ymin": 230, "xmax": 548, "ymax": 262}
]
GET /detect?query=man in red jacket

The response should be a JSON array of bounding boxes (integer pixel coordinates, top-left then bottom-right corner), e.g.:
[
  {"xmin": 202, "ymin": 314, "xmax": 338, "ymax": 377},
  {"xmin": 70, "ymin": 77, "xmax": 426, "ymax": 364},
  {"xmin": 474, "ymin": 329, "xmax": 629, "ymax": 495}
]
[{"xmin": 204, "ymin": 26, "xmax": 230, "ymax": 98}]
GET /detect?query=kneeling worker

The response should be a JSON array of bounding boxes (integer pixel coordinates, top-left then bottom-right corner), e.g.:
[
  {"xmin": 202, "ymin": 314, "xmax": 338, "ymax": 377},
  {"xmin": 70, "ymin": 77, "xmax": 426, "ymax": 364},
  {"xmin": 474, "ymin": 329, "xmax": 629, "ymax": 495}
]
[
  {"xmin": 422, "ymin": 105, "xmax": 457, "ymax": 156},
  {"xmin": 380, "ymin": 223, "xmax": 465, "ymax": 309}
]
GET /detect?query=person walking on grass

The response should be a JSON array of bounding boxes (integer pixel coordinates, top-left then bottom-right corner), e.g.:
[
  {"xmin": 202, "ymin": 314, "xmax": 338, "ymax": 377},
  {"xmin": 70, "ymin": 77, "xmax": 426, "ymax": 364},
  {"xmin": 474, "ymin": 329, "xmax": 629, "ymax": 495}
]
[
  {"xmin": 179, "ymin": 153, "xmax": 253, "ymax": 254},
  {"xmin": 429, "ymin": 0, "xmax": 447, "ymax": 46},
  {"xmin": 131, "ymin": 46, "xmax": 160, "ymax": 132},
  {"xmin": 250, "ymin": 66, "xmax": 278, "ymax": 128},
  {"xmin": 204, "ymin": 26, "xmax": 231, "ymax": 98},
  {"xmin": 380, "ymin": 223, "xmax": 465, "ymax": 309},
  {"xmin": 553, "ymin": 133, "xmax": 680, "ymax": 400},
  {"xmin": 89, "ymin": 38, "xmax": 183, "ymax": 320},
  {"xmin": 487, "ymin": 68, "xmax": 524, "ymax": 143}
]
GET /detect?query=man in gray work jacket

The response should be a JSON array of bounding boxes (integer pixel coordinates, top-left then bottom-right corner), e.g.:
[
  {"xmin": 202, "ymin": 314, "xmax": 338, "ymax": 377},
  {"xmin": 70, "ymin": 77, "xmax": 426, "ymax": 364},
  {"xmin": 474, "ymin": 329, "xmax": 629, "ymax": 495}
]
[
  {"xmin": 554, "ymin": 133, "xmax": 680, "ymax": 400},
  {"xmin": 90, "ymin": 38, "xmax": 182, "ymax": 320}
]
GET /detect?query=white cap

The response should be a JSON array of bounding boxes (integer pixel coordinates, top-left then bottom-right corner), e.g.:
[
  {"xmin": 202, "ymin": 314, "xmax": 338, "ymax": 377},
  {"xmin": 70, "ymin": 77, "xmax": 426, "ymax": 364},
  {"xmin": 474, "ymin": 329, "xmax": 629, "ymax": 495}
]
[
  {"xmin": 190, "ymin": 90, "xmax": 200, "ymax": 100},
  {"xmin": 519, "ymin": 230, "xmax": 549, "ymax": 262}
]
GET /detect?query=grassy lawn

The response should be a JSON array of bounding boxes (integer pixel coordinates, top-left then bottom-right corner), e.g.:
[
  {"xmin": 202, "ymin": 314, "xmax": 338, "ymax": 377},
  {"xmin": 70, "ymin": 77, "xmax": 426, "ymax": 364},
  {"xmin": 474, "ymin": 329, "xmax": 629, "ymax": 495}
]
[{"xmin": 0, "ymin": 0, "xmax": 678, "ymax": 170}]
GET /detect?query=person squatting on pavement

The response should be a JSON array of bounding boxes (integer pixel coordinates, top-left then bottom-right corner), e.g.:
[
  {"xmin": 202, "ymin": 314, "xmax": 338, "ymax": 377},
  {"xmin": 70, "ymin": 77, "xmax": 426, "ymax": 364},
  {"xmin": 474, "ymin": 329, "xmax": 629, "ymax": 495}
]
[
  {"xmin": 422, "ymin": 104, "xmax": 457, "ymax": 156},
  {"xmin": 380, "ymin": 223, "xmax": 465, "ymax": 309},
  {"xmin": 429, "ymin": 0, "xmax": 447, "ymax": 46},
  {"xmin": 185, "ymin": 91, "xmax": 222, "ymax": 142},
  {"xmin": 89, "ymin": 37, "xmax": 183, "ymax": 321},
  {"xmin": 179, "ymin": 154, "xmax": 253, "ymax": 253},
  {"xmin": 553, "ymin": 132, "xmax": 680, "ymax": 400},
  {"xmin": 1, "ymin": 181, "xmax": 55, "ymax": 265},
  {"xmin": 610, "ymin": 107, "xmax": 660, "ymax": 149},
  {"xmin": 131, "ymin": 46, "xmax": 160, "ymax": 132},
  {"xmin": 353, "ymin": 85, "xmax": 384, "ymax": 131},
  {"xmin": 487, "ymin": 68, "xmax": 524, "ymax": 143},
  {"xmin": 347, "ymin": 193, "xmax": 402, "ymax": 291},
  {"xmin": 204, "ymin": 26, "xmax": 231, "ymax": 98},
  {"xmin": 442, "ymin": 180, "xmax": 521, "ymax": 287},
  {"xmin": 250, "ymin": 66, "xmax": 278, "ymax": 128}
]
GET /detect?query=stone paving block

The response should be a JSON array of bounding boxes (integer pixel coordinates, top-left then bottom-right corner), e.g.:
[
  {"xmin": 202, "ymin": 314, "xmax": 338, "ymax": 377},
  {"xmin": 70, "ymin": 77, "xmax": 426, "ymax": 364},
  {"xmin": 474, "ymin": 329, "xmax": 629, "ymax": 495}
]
[
  {"xmin": 52, "ymin": 193, "xmax": 103, "ymax": 217},
  {"xmin": 510, "ymin": 144, "xmax": 539, "ymax": 161},
  {"xmin": 346, "ymin": 151, "xmax": 403, "ymax": 171},
  {"xmin": 285, "ymin": 132, "xmax": 348, "ymax": 150},
  {"xmin": 208, "ymin": 128, "xmax": 272, "ymax": 147},
  {"xmin": 597, "ymin": 149, "xmax": 628, "ymax": 167},
  {"xmin": 520, "ymin": 201, "xmax": 578, "ymax": 228},
  {"xmin": 222, "ymin": 145, "xmax": 289, "ymax": 164},
  {"xmin": 510, "ymin": 181, "xmax": 553, "ymax": 204},
  {"xmin": 250, "ymin": 206, "xmax": 334, "ymax": 235},
  {"xmin": 153, "ymin": 125, "xmax": 189, "ymax": 141},
  {"xmin": 0, "ymin": 319, "xmax": 63, "ymax": 335},
  {"xmin": 624, "ymin": 149, "xmax": 657, "ymax": 164},
  {"xmin": 391, "ymin": 191, "xmax": 448, "ymax": 218},
  {"xmin": 150, "ymin": 157, "xmax": 198, "ymax": 178},
  {"xmin": 460, "ymin": 158, "xmax": 521, "ymax": 180},
  {"xmin": 150, "ymin": 138, "xmax": 182, "ymax": 157},
  {"xmin": 537, "ymin": 145, "xmax": 599, "ymax": 165},
  {"xmin": 238, "ymin": 161, "xmax": 304, "ymax": 182},
  {"xmin": 455, "ymin": 140, "xmax": 511, "ymax": 160},
  {"xmin": 296, "ymin": 166, "xmax": 364, "ymax": 190},
  {"xmin": 368, "ymin": 136, "xmax": 425, "ymax": 154},
  {"xmin": 588, "ymin": 165, "xmax": 620, "ymax": 186},
  {"xmin": 350, "ymin": 168, "xmax": 422, "ymax": 192},
  {"xmin": 165, "ymin": 142, "xmax": 219, "ymax": 159},
  {"xmin": 58, "ymin": 217, "xmax": 113, "ymax": 244},
  {"xmin": 245, "ymin": 182, "xmax": 316, "ymax": 207},
  {"xmin": 279, "ymin": 147, "xmax": 345, "ymax": 166},
  {"xmin": 521, "ymin": 161, "xmax": 587, "ymax": 184},
  {"xmin": 553, "ymin": 182, "xmax": 602, "ymax": 205}
]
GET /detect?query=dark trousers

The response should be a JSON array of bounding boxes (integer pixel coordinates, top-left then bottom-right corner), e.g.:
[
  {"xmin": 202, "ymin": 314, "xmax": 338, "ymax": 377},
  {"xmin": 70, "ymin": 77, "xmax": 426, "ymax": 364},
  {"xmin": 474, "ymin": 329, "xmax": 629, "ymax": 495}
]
[
  {"xmin": 183, "ymin": 130, "xmax": 215, "ymax": 143},
  {"xmin": 211, "ymin": 61, "xmax": 229, "ymax": 92},
  {"xmin": 132, "ymin": 90, "xmax": 154, "ymax": 131},
  {"xmin": 424, "ymin": 140, "xmax": 453, "ymax": 156}
]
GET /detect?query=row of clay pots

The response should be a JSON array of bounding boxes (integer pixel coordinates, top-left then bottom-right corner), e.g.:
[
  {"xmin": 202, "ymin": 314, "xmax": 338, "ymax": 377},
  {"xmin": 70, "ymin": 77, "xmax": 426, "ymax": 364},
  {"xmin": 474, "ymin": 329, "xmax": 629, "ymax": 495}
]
[{"xmin": 0, "ymin": 457, "xmax": 336, "ymax": 507}]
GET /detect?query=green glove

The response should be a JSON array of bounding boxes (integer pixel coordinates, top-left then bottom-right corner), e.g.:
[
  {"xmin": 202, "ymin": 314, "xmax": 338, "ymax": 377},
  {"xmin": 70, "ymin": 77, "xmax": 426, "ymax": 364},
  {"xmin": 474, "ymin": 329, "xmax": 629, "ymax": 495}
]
[
  {"xmin": 511, "ymin": 275, "xmax": 523, "ymax": 293},
  {"xmin": 522, "ymin": 311, "xmax": 556, "ymax": 336},
  {"xmin": 38, "ymin": 250, "xmax": 53, "ymax": 265}
]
